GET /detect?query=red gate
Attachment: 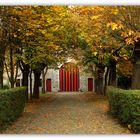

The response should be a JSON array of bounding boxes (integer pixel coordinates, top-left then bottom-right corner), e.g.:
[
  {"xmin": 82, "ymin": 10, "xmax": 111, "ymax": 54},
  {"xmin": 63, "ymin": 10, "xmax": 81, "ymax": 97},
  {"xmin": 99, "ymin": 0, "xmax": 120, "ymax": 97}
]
[
  {"xmin": 46, "ymin": 79, "xmax": 51, "ymax": 92},
  {"xmin": 88, "ymin": 78, "xmax": 93, "ymax": 91},
  {"xmin": 60, "ymin": 63, "xmax": 79, "ymax": 92}
]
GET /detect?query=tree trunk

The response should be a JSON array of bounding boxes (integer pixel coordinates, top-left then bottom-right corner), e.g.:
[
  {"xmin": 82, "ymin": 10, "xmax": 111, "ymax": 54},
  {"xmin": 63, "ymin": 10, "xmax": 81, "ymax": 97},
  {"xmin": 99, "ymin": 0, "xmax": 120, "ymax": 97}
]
[
  {"xmin": 132, "ymin": 40, "xmax": 140, "ymax": 89},
  {"xmin": 19, "ymin": 61, "xmax": 30, "ymax": 99},
  {"xmin": 0, "ymin": 57, "xmax": 4, "ymax": 89},
  {"xmin": 29, "ymin": 70, "xmax": 33, "ymax": 100},
  {"xmin": 98, "ymin": 78, "xmax": 104, "ymax": 94},
  {"xmin": 42, "ymin": 71, "xmax": 45, "ymax": 94},
  {"xmin": 108, "ymin": 59, "xmax": 117, "ymax": 86},
  {"xmin": 94, "ymin": 78, "xmax": 98, "ymax": 93},
  {"xmin": 132, "ymin": 64, "xmax": 140, "ymax": 89},
  {"xmin": 42, "ymin": 67, "xmax": 48, "ymax": 94},
  {"xmin": 0, "ymin": 7, "xmax": 8, "ymax": 89},
  {"xmin": 103, "ymin": 67, "xmax": 110, "ymax": 95},
  {"xmin": 95, "ymin": 65, "xmax": 105, "ymax": 95},
  {"xmin": 0, "ymin": 47, "xmax": 6, "ymax": 89},
  {"xmin": 33, "ymin": 70, "xmax": 41, "ymax": 99},
  {"xmin": 22, "ymin": 71, "xmax": 29, "ymax": 99},
  {"xmin": 9, "ymin": 47, "xmax": 14, "ymax": 88}
]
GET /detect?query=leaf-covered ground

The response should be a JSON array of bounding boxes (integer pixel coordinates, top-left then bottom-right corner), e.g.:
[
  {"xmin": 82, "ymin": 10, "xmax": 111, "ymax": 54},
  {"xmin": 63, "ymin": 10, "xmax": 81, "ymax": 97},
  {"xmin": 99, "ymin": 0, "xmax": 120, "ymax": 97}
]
[{"xmin": 3, "ymin": 92, "xmax": 132, "ymax": 134}]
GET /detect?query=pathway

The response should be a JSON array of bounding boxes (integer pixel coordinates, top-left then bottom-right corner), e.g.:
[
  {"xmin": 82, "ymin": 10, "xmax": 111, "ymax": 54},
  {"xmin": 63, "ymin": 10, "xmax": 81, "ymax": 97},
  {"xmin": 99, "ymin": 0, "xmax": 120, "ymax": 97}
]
[{"xmin": 3, "ymin": 92, "xmax": 131, "ymax": 134}]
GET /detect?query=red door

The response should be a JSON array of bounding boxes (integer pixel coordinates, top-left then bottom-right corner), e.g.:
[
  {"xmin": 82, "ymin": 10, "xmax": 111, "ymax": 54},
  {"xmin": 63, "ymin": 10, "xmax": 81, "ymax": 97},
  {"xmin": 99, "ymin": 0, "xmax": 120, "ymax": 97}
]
[
  {"xmin": 46, "ymin": 79, "xmax": 51, "ymax": 92},
  {"xmin": 88, "ymin": 78, "xmax": 93, "ymax": 91},
  {"xmin": 59, "ymin": 63, "xmax": 79, "ymax": 92}
]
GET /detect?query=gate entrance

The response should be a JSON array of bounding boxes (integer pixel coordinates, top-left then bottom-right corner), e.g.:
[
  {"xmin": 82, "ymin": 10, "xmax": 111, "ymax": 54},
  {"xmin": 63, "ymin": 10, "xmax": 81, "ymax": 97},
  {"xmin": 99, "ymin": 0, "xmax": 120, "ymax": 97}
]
[
  {"xmin": 88, "ymin": 78, "xmax": 93, "ymax": 91},
  {"xmin": 59, "ymin": 63, "xmax": 79, "ymax": 92},
  {"xmin": 46, "ymin": 79, "xmax": 51, "ymax": 92}
]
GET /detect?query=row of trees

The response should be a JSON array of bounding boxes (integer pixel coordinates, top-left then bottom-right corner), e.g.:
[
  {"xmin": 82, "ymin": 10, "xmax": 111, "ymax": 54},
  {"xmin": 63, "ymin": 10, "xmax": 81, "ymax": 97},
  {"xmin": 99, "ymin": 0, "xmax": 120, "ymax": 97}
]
[
  {"xmin": 67, "ymin": 6, "xmax": 140, "ymax": 94},
  {"xmin": 0, "ymin": 6, "xmax": 140, "ymax": 98},
  {"xmin": 0, "ymin": 6, "xmax": 75, "ymax": 99}
]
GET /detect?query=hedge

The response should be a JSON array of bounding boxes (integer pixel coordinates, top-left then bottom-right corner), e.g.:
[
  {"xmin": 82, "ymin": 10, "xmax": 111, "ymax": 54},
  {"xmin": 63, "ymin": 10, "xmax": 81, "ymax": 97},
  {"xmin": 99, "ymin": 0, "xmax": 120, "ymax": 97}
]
[
  {"xmin": 0, "ymin": 87, "xmax": 27, "ymax": 130},
  {"xmin": 107, "ymin": 86, "xmax": 140, "ymax": 133}
]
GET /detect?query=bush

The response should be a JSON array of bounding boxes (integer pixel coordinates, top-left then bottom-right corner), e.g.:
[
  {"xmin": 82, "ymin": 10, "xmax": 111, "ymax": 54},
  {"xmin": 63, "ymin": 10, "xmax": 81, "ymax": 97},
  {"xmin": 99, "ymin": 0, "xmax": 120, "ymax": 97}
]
[
  {"xmin": 107, "ymin": 86, "xmax": 140, "ymax": 133},
  {"xmin": 1, "ymin": 84, "xmax": 10, "ymax": 90},
  {"xmin": 0, "ymin": 87, "xmax": 27, "ymax": 131}
]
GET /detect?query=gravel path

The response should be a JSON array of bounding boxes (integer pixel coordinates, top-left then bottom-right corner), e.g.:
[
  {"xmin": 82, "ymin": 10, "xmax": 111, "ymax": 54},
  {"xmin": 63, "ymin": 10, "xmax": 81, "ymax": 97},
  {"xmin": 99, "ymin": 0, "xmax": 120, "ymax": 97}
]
[{"xmin": 3, "ymin": 92, "xmax": 131, "ymax": 134}]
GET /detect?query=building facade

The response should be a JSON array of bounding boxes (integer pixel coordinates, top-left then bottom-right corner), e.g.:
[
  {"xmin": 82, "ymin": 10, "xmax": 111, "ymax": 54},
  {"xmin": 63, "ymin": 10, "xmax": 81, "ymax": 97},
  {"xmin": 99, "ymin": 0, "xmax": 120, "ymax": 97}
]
[{"xmin": 4, "ymin": 59, "xmax": 95, "ymax": 92}]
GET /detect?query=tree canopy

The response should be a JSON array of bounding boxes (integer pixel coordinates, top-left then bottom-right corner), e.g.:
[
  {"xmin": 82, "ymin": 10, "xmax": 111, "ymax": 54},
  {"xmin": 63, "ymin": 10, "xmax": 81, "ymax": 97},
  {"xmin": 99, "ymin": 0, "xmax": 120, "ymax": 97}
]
[{"xmin": 0, "ymin": 6, "xmax": 140, "ymax": 97}]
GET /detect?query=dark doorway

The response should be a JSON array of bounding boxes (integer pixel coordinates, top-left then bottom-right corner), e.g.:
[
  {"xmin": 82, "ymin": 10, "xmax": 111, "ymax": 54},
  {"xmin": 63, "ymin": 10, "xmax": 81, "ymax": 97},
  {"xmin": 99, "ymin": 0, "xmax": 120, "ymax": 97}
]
[
  {"xmin": 88, "ymin": 78, "xmax": 93, "ymax": 91},
  {"xmin": 46, "ymin": 79, "xmax": 51, "ymax": 92}
]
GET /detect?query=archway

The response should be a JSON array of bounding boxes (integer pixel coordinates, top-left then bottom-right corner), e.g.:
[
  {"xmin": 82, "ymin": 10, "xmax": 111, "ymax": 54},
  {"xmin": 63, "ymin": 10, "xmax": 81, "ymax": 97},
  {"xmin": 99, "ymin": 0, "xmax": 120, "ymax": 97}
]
[{"xmin": 59, "ymin": 63, "xmax": 79, "ymax": 92}]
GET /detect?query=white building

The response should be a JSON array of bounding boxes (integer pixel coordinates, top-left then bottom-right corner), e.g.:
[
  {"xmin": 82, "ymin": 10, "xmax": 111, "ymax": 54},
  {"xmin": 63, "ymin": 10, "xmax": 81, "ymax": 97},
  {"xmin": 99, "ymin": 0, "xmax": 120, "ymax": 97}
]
[{"xmin": 4, "ymin": 59, "xmax": 95, "ymax": 92}]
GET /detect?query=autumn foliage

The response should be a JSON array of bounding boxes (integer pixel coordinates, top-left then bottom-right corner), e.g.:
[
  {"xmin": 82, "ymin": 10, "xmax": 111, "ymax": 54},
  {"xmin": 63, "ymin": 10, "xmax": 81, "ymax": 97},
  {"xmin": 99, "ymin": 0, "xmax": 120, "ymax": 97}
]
[{"xmin": 0, "ymin": 6, "xmax": 140, "ymax": 96}]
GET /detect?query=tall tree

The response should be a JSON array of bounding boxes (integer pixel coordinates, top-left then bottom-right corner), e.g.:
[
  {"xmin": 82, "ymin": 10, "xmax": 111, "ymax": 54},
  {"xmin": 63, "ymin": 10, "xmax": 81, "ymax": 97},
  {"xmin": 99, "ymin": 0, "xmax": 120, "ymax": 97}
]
[
  {"xmin": 67, "ymin": 6, "xmax": 139, "ymax": 94},
  {"xmin": 0, "ymin": 7, "xmax": 9, "ymax": 88}
]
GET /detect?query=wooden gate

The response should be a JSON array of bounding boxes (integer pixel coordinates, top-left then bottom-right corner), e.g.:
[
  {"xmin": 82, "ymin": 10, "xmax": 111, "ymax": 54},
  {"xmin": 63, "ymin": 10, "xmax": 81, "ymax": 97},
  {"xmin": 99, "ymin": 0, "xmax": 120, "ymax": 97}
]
[
  {"xmin": 59, "ymin": 63, "xmax": 79, "ymax": 92},
  {"xmin": 88, "ymin": 78, "xmax": 93, "ymax": 91},
  {"xmin": 46, "ymin": 79, "xmax": 51, "ymax": 92}
]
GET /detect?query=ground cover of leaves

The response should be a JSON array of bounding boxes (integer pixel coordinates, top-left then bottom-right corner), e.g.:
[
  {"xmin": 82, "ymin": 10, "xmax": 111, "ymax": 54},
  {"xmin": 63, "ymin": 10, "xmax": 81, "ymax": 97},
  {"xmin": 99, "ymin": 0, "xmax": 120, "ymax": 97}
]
[{"xmin": 2, "ymin": 92, "xmax": 132, "ymax": 134}]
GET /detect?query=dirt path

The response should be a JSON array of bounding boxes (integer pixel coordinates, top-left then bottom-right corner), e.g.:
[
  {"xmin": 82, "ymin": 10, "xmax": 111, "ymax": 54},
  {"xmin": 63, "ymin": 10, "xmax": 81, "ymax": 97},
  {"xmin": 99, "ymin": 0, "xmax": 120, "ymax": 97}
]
[{"xmin": 3, "ymin": 92, "xmax": 131, "ymax": 134}]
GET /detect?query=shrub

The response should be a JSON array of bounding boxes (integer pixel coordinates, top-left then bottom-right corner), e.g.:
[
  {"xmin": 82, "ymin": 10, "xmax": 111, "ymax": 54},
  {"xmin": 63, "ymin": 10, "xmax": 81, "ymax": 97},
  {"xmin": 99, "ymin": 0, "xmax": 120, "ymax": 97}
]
[
  {"xmin": 107, "ymin": 86, "xmax": 140, "ymax": 133},
  {"xmin": 1, "ymin": 84, "xmax": 10, "ymax": 90},
  {"xmin": 0, "ymin": 87, "xmax": 27, "ymax": 131}
]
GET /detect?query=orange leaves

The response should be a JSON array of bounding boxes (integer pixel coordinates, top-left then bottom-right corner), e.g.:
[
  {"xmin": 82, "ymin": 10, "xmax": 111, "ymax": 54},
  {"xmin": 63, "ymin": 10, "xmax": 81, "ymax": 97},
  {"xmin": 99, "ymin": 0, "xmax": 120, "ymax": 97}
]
[
  {"xmin": 52, "ymin": 6, "xmax": 65, "ymax": 13},
  {"xmin": 117, "ymin": 60, "xmax": 133, "ymax": 77},
  {"xmin": 91, "ymin": 15, "xmax": 99, "ymax": 20},
  {"xmin": 107, "ymin": 22, "xmax": 124, "ymax": 30},
  {"xmin": 25, "ymin": 32, "xmax": 33, "ymax": 37},
  {"xmin": 121, "ymin": 30, "xmax": 140, "ymax": 45},
  {"xmin": 125, "ymin": 38, "xmax": 135, "ymax": 45}
]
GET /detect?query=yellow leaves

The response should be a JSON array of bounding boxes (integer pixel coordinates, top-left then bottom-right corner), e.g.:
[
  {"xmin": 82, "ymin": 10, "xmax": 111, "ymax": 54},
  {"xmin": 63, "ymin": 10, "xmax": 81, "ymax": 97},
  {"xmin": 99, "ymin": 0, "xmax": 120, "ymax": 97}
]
[
  {"xmin": 91, "ymin": 15, "xmax": 99, "ymax": 20},
  {"xmin": 47, "ymin": 55, "xmax": 54, "ymax": 61},
  {"xmin": 113, "ymin": 10, "xmax": 118, "ymax": 15},
  {"xmin": 117, "ymin": 60, "xmax": 133, "ymax": 77},
  {"xmin": 134, "ymin": 32, "xmax": 140, "ymax": 42},
  {"xmin": 110, "ymin": 8, "xmax": 119, "ymax": 15},
  {"xmin": 107, "ymin": 22, "xmax": 118, "ymax": 30},
  {"xmin": 122, "ymin": 30, "xmax": 134, "ymax": 37},
  {"xmin": 45, "ymin": 33, "xmax": 54, "ymax": 39},
  {"xmin": 121, "ymin": 32, "xmax": 128, "ymax": 38},
  {"xmin": 125, "ymin": 38, "xmax": 134, "ymax": 45},
  {"xmin": 47, "ymin": 18, "xmax": 53, "ymax": 23},
  {"xmin": 93, "ymin": 52, "xmax": 98, "ymax": 56},
  {"xmin": 123, "ymin": 30, "xmax": 136, "ymax": 45},
  {"xmin": 52, "ymin": 6, "xmax": 64, "ymax": 13},
  {"xmin": 117, "ymin": 23, "xmax": 124, "ymax": 29},
  {"xmin": 113, "ymin": 56, "xmax": 119, "ymax": 61},
  {"xmin": 122, "ymin": 54, "xmax": 129, "ymax": 61},
  {"xmin": 13, "ymin": 34, "xmax": 17, "ymax": 37},
  {"xmin": 121, "ymin": 30, "xmax": 140, "ymax": 45},
  {"xmin": 128, "ymin": 30, "xmax": 134, "ymax": 36},
  {"xmin": 49, "ymin": 45, "xmax": 60, "ymax": 51},
  {"xmin": 39, "ymin": 29, "xmax": 46, "ymax": 35},
  {"xmin": 51, "ymin": 26, "xmax": 59, "ymax": 32},
  {"xmin": 25, "ymin": 32, "xmax": 33, "ymax": 36},
  {"xmin": 107, "ymin": 21, "xmax": 124, "ymax": 30},
  {"xmin": 54, "ymin": 45, "xmax": 60, "ymax": 50}
]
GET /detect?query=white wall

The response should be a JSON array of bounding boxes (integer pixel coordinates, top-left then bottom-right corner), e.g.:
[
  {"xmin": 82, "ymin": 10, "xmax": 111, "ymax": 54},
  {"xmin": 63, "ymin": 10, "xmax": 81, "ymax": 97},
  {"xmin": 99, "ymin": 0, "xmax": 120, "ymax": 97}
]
[
  {"xmin": 45, "ymin": 69, "xmax": 59, "ymax": 92},
  {"xmin": 45, "ymin": 68, "xmax": 94, "ymax": 92}
]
